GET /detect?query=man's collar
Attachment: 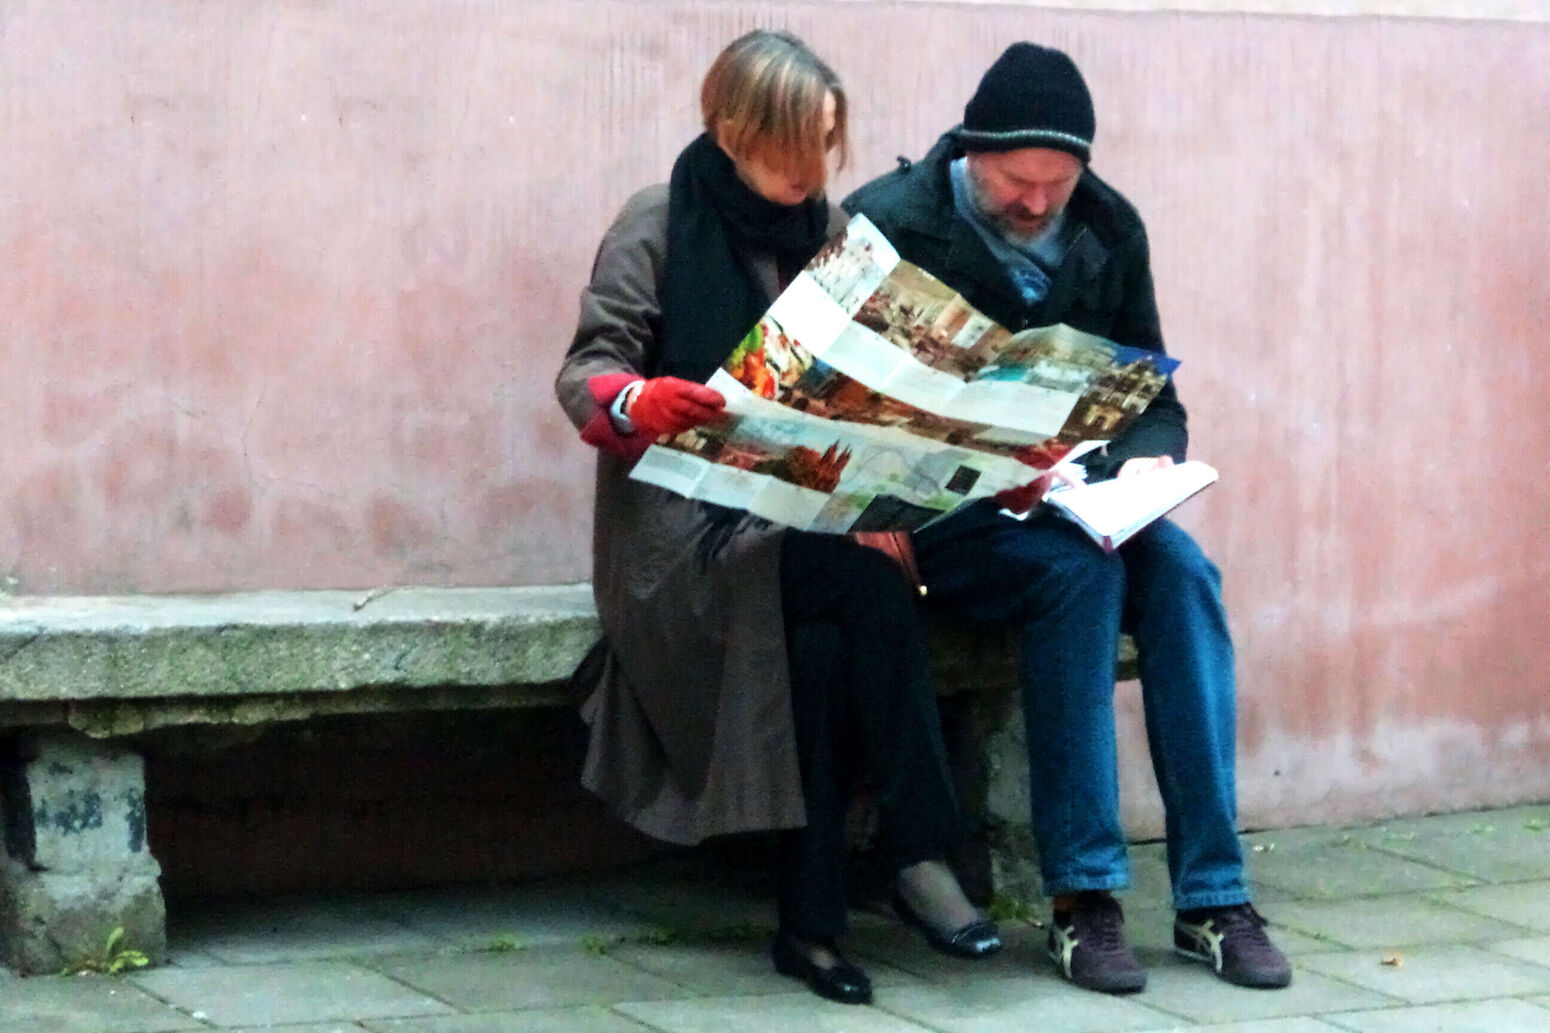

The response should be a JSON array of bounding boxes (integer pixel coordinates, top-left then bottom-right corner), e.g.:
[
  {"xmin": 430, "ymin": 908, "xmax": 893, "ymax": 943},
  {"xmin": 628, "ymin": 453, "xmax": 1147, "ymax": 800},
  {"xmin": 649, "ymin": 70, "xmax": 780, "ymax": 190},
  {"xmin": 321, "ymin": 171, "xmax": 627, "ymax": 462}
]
[{"xmin": 884, "ymin": 130, "xmax": 965, "ymax": 240}]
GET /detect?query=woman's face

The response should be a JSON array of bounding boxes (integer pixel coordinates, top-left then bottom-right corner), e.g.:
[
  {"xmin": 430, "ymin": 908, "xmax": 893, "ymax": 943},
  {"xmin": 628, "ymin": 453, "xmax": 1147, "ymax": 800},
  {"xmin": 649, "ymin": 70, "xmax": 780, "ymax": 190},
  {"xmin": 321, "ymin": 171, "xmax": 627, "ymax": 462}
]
[{"xmin": 724, "ymin": 91, "xmax": 838, "ymax": 207}]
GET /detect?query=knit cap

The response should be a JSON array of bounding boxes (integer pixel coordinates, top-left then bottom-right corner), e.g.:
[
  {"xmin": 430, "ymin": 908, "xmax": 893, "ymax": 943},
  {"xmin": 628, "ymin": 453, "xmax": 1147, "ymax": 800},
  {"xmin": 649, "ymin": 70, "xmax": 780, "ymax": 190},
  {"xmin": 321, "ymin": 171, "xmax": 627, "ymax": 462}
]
[{"xmin": 953, "ymin": 42, "xmax": 1095, "ymax": 161}]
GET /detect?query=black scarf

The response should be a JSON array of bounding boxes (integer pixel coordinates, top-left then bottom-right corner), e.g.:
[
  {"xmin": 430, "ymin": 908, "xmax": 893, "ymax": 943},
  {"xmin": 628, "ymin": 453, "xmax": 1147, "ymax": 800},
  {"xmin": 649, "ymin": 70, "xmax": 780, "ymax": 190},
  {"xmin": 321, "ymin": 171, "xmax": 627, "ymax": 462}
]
[{"xmin": 657, "ymin": 134, "xmax": 830, "ymax": 382}]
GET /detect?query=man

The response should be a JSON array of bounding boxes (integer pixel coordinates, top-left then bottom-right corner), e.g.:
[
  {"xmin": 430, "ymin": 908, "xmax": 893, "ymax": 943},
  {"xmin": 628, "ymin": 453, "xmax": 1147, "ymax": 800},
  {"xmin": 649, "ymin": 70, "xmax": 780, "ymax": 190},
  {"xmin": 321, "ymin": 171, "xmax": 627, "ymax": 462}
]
[{"xmin": 844, "ymin": 42, "xmax": 1291, "ymax": 993}]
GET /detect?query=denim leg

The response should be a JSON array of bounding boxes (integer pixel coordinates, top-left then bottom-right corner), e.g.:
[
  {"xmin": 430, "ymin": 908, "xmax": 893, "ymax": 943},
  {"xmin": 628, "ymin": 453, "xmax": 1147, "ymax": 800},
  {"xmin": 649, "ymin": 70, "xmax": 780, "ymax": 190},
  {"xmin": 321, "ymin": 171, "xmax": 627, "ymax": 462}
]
[
  {"xmin": 915, "ymin": 503, "xmax": 1131, "ymax": 898},
  {"xmin": 1121, "ymin": 518, "xmax": 1249, "ymax": 911}
]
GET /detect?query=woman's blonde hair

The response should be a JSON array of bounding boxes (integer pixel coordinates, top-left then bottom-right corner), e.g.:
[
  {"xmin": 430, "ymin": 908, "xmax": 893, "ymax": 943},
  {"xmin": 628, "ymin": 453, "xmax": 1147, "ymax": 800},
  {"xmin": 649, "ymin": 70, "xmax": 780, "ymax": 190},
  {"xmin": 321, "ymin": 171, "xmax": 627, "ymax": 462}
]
[{"xmin": 701, "ymin": 30, "xmax": 848, "ymax": 189}]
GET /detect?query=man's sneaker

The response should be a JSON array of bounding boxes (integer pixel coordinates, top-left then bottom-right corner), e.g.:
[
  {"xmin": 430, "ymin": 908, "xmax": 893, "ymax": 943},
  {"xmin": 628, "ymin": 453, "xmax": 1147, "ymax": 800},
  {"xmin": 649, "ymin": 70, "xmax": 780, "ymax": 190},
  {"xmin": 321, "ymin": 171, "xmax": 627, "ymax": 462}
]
[
  {"xmin": 1048, "ymin": 892, "xmax": 1147, "ymax": 994},
  {"xmin": 1174, "ymin": 904, "xmax": 1293, "ymax": 988}
]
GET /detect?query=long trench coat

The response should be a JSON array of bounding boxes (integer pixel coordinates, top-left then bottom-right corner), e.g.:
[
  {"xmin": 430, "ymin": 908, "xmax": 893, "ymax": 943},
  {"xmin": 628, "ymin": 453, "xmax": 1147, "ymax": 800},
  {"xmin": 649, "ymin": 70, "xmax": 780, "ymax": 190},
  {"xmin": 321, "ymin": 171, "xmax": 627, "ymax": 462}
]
[{"xmin": 555, "ymin": 184, "xmax": 849, "ymax": 845}]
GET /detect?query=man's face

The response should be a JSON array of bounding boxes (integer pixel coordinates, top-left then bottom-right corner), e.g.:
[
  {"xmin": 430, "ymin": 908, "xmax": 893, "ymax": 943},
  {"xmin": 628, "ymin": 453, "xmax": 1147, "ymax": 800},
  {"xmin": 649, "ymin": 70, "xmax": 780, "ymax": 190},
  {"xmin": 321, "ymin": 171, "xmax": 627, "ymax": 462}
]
[{"xmin": 964, "ymin": 147, "xmax": 1084, "ymax": 246}]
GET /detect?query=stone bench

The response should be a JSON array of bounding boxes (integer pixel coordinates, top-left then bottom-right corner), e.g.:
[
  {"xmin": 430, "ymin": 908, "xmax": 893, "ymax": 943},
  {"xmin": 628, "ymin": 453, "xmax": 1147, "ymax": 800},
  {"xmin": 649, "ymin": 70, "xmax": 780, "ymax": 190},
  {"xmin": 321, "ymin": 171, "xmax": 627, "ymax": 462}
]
[
  {"xmin": 0, "ymin": 586, "xmax": 597, "ymax": 975},
  {"xmin": 0, "ymin": 585, "xmax": 1134, "ymax": 974}
]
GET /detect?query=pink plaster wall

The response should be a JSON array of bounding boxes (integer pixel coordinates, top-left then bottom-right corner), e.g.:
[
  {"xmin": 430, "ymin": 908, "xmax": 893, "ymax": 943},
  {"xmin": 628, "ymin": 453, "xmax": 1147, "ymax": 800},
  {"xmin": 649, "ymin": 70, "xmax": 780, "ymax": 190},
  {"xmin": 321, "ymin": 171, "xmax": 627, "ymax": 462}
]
[{"xmin": 3, "ymin": 1, "xmax": 1547, "ymax": 825}]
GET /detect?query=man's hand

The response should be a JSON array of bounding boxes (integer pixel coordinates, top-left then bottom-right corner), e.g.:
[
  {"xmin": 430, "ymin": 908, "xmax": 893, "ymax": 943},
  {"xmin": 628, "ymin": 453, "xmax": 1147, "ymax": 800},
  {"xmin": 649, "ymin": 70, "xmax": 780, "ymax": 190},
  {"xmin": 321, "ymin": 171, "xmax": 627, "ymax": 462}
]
[
  {"xmin": 627, "ymin": 377, "xmax": 727, "ymax": 438},
  {"xmin": 1116, "ymin": 455, "xmax": 1174, "ymax": 479},
  {"xmin": 993, "ymin": 464, "xmax": 1083, "ymax": 515}
]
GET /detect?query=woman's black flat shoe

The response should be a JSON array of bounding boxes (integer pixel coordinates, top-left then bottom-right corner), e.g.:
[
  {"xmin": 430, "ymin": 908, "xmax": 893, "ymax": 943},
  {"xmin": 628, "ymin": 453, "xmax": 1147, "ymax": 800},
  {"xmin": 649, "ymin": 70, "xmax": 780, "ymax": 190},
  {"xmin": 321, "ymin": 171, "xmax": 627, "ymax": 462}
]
[
  {"xmin": 772, "ymin": 933, "xmax": 873, "ymax": 1005},
  {"xmin": 891, "ymin": 888, "xmax": 1003, "ymax": 959}
]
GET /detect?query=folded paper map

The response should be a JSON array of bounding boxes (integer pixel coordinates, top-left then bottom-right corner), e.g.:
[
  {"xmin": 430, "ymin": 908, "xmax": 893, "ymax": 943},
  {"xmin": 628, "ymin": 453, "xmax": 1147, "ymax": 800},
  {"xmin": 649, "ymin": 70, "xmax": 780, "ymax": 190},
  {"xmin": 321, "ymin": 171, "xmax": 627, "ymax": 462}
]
[{"xmin": 630, "ymin": 215, "xmax": 1179, "ymax": 533}]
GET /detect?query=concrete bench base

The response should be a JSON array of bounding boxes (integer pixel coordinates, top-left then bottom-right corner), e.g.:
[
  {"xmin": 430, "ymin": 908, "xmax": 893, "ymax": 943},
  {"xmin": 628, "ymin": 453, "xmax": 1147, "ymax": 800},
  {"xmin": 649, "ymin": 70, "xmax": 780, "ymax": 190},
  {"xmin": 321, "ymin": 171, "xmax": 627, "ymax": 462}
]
[{"xmin": 0, "ymin": 732, "xmax": 165, "ymax": 974}]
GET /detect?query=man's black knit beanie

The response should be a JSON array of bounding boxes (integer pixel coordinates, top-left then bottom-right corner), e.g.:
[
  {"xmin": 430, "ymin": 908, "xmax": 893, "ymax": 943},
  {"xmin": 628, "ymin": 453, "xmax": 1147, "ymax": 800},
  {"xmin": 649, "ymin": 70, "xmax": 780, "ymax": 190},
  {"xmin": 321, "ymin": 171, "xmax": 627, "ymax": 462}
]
[{"xmin": 953, "ymin": 42, "xmax": 1095, "ymax": 162}]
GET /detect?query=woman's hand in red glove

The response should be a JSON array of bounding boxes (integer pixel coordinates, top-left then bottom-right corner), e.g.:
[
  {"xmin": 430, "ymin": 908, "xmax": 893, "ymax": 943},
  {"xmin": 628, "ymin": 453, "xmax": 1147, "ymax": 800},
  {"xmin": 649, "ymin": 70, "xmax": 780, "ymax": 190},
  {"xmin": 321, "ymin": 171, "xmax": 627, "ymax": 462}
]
[{"xmin": 627, "ymin": 377, "xmax": 727, "ymax": 438}]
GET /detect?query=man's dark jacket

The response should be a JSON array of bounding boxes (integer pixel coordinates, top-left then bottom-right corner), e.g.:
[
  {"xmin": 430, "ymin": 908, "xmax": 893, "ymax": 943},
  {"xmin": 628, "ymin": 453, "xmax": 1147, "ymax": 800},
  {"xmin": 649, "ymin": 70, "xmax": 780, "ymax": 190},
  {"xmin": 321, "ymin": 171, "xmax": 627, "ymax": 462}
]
[{"xmin": 842, "ymin": 131, "xmax": 1188, "ymax": 480}]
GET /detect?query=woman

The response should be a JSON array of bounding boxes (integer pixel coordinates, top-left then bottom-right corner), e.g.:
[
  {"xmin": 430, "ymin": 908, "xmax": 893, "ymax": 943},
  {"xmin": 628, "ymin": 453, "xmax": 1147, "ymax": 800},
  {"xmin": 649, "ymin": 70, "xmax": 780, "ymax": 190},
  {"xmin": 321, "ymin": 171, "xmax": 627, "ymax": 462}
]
[{"xmin": 555, "ymin": 30, "xmax": 999, "ymax": 1005}]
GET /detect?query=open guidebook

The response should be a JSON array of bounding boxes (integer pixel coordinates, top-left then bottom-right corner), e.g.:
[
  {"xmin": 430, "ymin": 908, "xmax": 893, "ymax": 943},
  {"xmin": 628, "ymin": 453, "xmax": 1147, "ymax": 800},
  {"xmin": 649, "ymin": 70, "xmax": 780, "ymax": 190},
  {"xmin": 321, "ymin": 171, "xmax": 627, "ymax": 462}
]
[
  {"xmin": 629, "ymin": 213, "xmax": 1198, "ymax": 535},
  {"xmin": 1034, "ymin": 460, "xmax": 1219, "ymax": 552}
]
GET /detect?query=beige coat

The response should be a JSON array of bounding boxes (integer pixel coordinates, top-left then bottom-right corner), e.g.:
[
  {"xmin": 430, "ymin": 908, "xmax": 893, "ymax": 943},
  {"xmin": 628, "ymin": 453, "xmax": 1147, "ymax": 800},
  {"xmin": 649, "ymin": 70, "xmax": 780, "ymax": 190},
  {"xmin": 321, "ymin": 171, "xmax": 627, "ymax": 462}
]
[{"xmin": 555, "ymin": 185, "xmax": 848, "ymax": 845}]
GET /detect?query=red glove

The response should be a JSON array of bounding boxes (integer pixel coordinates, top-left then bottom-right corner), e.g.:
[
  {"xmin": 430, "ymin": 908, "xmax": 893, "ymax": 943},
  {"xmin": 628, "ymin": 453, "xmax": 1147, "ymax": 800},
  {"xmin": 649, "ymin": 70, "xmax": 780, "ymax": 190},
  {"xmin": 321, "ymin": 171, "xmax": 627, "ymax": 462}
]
[
  {"xmin": 993, "ymin": 470, "xmax": 1059, "ymax": 515},
  {"xmin": 627, "ymin": 377, "xmax": 726, "ymax": 438}
]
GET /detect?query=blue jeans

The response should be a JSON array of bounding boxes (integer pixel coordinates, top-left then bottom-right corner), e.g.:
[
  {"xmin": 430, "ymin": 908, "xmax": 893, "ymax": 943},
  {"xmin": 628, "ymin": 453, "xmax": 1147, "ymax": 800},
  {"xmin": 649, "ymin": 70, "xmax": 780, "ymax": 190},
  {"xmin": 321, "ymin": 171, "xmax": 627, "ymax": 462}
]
[{"xmin": 914, "ymin": 501, "xmax": 1249, "ymax": 912}]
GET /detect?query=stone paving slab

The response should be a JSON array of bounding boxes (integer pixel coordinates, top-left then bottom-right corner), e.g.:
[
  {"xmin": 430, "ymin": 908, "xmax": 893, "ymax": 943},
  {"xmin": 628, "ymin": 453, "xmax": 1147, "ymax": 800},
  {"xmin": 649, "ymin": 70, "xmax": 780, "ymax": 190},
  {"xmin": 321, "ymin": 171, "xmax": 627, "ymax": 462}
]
[
  {"xmin": 605, "ymin": 938, "xmax": 917, "ymax": 996},
  {"xmin": 1430, "ymin": 881, "xmax": 1550, "ymax": 932},
  {"xmin": 1266, "ymin": 894, "xmax": 1537, "ymax": 949},
  {"xmin": 1353, "ymin": 808, "xmax": 1550, "ymax": 884},
  {"xmin": 365, "ymin": 1009, "xmax": 659, "ymax": 1032},
  {"xmin": 11, "ymin": 804, "xmax": 1550, "ymax": 1032},
  {"xmin": 1489, "ymin": 936, "xmax": 1550, "ymax": 970},
  {"xmin": 1124, "ymin": 965, "xmax": 1399, "ymax": 1025},
  {"xmin": 873, "ymin": 973, "xmax": 1184, "ymax": 1032},
  {"xmin": 1349, "ymin": 805, "xmax": 1550, "ymax": 835},
  {"xmin": 367, "ymin": 882, "xmax": 657, "ymax": 950},
  {"xmin": 1237, "ymin": 826, "xmax": 1373, "ymax": 853},
  {"xmin": 581, "ymin": 863, "xmax": 780, "ymax": 936},
  {"xmin": 168, "ymin": 895, "xmax": 445, "ymax": 964},
  {"xmin": 1182, "ymin": 1021, "xmax": 1348, "ymax": 1033},
  {"xmin": 1238, "ymin": 832, "xmax": 1479, "ymax": 899},
  {"xmin": 224, "ymin": 1025, "xmax": 381, "ymax": 1033},
  {"xmin": 129, "ymin": 960, "xmax": 457, "ymax": 1027},
  {"xmin": 368, "ymin": 947, "xmax": 689, "ymax": 1011},
  {"xmin": 0, "ymin": 973, "xmax": 207, "ymax": 1033},
  {"xmin": 159, "ymin": 945, "xmax": 229, "ymax": 969},
  {"xmin": 617, "ymin": 991, "xmax": 942, "ymax": 1032},
  {"xmin": 1295, "ymin": 944, "xmax": 1550, "ymax": 1004},
  {"xmin": 1321, "ymin": 996, "xmax": 1550, "ymax": 1032}
]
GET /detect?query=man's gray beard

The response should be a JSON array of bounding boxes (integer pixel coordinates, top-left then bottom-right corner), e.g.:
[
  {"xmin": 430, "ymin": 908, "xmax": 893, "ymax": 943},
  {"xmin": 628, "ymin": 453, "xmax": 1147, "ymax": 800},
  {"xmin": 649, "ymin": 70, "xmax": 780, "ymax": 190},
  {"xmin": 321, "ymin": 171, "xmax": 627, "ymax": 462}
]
[
  {"xmin": 989, "ymin": 218, "xmax": 1049, "ymax": 252},
  {"xmin": 964, "ymin": 161, "xmax": 1055, "ymax": 250}
]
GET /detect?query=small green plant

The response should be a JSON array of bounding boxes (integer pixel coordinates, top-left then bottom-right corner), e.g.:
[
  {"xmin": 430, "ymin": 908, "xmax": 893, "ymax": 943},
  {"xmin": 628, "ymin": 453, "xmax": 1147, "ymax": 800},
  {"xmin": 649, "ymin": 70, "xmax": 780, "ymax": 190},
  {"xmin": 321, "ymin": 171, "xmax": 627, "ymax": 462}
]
[
  {"xmin": 61, "ymin": 927, "xmax": 151, "ymax": 976},
  {"xmin": 1525, "ymin": 817, "xmax": 1549, "ymax": 832},
  {"xmin": 637, "ymin": 926, "xmax": 678, "ymax": 946},
  {"xmin": 576, "ymin": 921, "xmax": 772, "ymax": 956},
  {"xmin": 987, "ymin": 892, "xmax": 1043, "ymax": 926},
  {"xmin": 581, "ymin": 933, "xmax": 625, "ymax": 956},
  {"xmin": 486, "ymin": 934, "xmax": 526, "ymax": 953},
  {"xmin": 696, "ymin": 921, "xmax": 772, "ymax": 943}
]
